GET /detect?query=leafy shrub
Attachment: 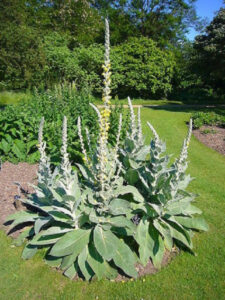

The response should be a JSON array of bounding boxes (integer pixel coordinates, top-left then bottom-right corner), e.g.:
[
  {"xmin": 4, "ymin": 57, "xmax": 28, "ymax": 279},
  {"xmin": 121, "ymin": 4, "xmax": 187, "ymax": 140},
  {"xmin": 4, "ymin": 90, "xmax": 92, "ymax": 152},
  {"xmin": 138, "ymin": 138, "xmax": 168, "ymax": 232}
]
[
  {"xmin": 192, "ymin": 111, "xmax": 225, "ymax": 129},
  {"xmin": 112, "ymin": 37, "xmax": 175, "ymax": 98},
  {"xmin": 39, "ymin": 34, "xmax": 175, "ymax": 98}
]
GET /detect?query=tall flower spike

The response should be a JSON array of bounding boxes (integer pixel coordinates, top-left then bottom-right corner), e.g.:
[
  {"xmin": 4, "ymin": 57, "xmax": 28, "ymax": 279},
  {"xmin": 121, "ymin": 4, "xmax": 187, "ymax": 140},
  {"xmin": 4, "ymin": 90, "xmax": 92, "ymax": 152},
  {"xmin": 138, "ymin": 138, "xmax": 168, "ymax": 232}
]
[
  {"xmin": 38, "ymin": 117, "xmax": 46, "ymax": 163},
  {"xmin": 178, "ymin": 118, "xmax": 192, "ymax": 164},
  {"xmin": 100, "ymin": 18, "xmax": 112, "ymax": 143},
  {"xmin": 37, "ymin": 117, "xmax": 52, "ymax": 184},
  {"xmin": 137, "ymin": 106, "xmax": 143, "ymax": 143},
  {"xmin": 90, "ymin": 103, "xmax": 102, "ymax": 122},
  {"xmin": 85, "ymin": 127, "xmax": 92, "ymax": 152},
  {"xmin": 77, "ymin": 117, "xmax": 89, "ymax": 164},
  {"xmin": 147, "ymin": 121, "xmax": 160, "ymax": 143},
  {"xmin": 115, "ymin": 114, "xmax": 123, "ymax": 159},
  {"xmin": 61, "ymin": 116, "xmax": 71, "ymax": 175},
  {"xmin": 128, "ymin": 97, "xmax": 136, "ymax": 140}
]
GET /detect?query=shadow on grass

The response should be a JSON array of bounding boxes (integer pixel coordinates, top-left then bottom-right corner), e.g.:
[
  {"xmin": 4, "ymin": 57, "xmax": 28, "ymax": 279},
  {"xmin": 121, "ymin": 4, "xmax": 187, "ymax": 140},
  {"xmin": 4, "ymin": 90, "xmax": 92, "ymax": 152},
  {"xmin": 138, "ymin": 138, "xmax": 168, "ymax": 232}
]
[{"xmin": 143, "ymin": 103, "xmax": 225, "ymax": 114}]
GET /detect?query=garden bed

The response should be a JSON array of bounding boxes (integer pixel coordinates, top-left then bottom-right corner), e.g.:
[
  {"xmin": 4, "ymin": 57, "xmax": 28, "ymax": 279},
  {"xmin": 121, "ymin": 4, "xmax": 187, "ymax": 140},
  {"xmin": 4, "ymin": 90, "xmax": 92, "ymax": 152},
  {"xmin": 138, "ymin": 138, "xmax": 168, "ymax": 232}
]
[
  {"xmin": 0, "ymin": 162, "xmax": 38, "ymax": 236},
  {"xmin": 0, "ymin": 161, "xmax": 177, "ymax": 281},
  {"xmin": 193, "ymin": 125, "xmax": 225, "ymax": 155}
]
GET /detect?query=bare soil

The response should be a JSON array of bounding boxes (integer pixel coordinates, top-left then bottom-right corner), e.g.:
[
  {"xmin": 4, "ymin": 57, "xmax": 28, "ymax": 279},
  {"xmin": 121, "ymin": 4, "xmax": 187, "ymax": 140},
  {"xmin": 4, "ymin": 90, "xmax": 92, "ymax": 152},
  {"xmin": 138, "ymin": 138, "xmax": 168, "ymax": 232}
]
[
  {"xmin": 0, "ymin": 162, "xmax": 177, "ymax": 281},
  {"xmin": 193, "ymin": 125, "xmax": 225, "ymax": 155},
  {"xmin": 0, "ymin": 162, "xmax": 38, "ymax": 235}
]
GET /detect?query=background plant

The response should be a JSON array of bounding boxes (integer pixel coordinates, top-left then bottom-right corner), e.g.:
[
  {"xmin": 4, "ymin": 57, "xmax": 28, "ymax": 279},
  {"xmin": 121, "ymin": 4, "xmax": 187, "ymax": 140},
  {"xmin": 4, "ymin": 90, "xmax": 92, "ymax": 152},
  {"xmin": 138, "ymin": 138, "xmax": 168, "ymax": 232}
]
[
  {"xmin": 0, "ymin": 84, "xmax": 125, "ymax": 164},
  {"xmin": 192, "ymin": 110, "xmax": 225, "ymax": 129}
]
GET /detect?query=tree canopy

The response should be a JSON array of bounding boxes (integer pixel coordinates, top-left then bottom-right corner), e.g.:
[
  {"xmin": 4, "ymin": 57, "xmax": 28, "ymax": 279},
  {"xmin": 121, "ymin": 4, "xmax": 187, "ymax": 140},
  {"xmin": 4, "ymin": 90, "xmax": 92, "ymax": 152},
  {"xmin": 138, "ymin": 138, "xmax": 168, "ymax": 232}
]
[{"xmin": 193, "ymin": 8, "xmax": 225, "ymax": 96}]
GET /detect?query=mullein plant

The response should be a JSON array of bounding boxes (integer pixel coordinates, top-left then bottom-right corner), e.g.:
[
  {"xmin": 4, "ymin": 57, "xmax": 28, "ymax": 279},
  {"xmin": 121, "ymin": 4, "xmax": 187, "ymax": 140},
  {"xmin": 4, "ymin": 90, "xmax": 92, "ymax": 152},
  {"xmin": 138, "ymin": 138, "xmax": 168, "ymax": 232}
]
[
  {"xmin": 6, "ymin": 19, "xmax": 208, "ymax": 281},
  {"xmin": 73, "ymin": 19, "xmax": 144, "ymax": 279},
  {"xmin": 131, "ymin": 119, "xmax": 208, "ymax": 268},
  {"xmin": 120, "ymin": 97, "xmax": 149, "ymax": 184}
]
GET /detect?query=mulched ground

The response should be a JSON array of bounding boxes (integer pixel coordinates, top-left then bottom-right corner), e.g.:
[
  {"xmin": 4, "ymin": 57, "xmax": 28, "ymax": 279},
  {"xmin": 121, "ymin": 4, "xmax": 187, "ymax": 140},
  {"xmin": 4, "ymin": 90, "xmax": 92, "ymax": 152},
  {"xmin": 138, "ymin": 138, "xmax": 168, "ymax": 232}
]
[
  {"xmin": 0, "ymin": 161, "xmax": 177, "ymax": 280},
  {"xmin": 0, "ymin": 162, "xmax": 38, "ymax": 235},
  {"xmin": 193, "ymin": 125, "xmax": 225, "ymax": 155}
]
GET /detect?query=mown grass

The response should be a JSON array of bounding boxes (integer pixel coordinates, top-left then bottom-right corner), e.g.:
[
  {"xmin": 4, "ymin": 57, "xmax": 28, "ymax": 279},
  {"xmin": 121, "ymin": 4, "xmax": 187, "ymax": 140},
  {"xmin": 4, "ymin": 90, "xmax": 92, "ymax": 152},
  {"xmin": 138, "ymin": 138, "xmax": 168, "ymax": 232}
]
[
  {"xmin": 0, "ymin": 107, "xmax": 225, "ymax": 300},
  {"xmin": 93, "ymin": 98, "xmax": 183, "ymax": 106}
]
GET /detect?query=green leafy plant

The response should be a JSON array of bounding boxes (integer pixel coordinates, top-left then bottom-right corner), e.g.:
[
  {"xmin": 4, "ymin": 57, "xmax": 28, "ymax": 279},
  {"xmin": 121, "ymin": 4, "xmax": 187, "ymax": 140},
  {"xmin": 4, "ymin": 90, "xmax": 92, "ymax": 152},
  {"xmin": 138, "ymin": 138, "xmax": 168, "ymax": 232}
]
[
  {"xmin": 130, "ymin": 117, "xmax": 208, "ymax": 267},
  {"xmin": 192, "ymin": 110, "xmax": 225, "ymax": 129},
  {"xmin": 0, "ymin": 83, "xmax": 125, "ymax": 164}
]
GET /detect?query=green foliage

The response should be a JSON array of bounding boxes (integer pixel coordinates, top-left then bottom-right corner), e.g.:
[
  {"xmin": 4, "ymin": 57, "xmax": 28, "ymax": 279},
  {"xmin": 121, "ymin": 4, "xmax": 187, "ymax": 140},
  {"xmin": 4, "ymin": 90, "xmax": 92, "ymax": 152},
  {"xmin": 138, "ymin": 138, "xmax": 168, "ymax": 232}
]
[
  {"xmin": 112, "ymin": 38, "xmax": 175, "ymax": 98},
  {"xmin": 192, "ymin": 110, "xmax": 225, "ymax": 129},
  {"xmin": 94, "ymin": 0, "xmax": 203, "ymax": 47},
  {"xmin": 0, "ymin": 84, "xmax": 125, "ymax": 164},
  {"xmin": 0, "ymin": 85, "xmax": 97, "ymax": 164},
  {"xmin": 193, "ymin": 8, "xmax": 225, "ymax": 99}
]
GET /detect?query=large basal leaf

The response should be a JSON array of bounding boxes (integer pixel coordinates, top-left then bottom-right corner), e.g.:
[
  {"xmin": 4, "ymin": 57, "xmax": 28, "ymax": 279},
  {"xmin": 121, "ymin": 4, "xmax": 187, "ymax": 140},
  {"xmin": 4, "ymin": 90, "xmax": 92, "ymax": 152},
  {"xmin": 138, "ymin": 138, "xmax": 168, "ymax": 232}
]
[
  {"xmin": 166, "ymin": 221, "xmax": 193, "ymax": 249},
  {"xmin": 13, "ymin": 227, "xmax": 34, "ymax": 247},
  {"xmin": 6, "ymin": 211, "xmax": 38, "ymax": 231},
  {"xmin": 61, "ymin": 247, "xmax": 82, "ymax": 271},
  {"xmin": 45, "ymin": 255, "xmax": 62, "ymax": 267},
  {"xmin": 29, "ymin": 227, "xmax": 73, "ymax": 246},
  {"xmin": 153, "ymin": 219, "xmax": 173, "ymax": 251},
  {"xmin": 50, "ymin": 228, "xmax": 91, "ymax": 257},
  {"xmin": 94, "ymin": 226, "xmax": 118, "ymax": 261},
  {"xmin": 6, "ymin": 211, "xmax": 38, "ymax": 223},
  {"xmin": 135, "ymin": 218, "xmax": 156, "ymax": 266},
  {"xmin": 22, "ymin": 243, "xmax": 38, "ymax": 260},
  {"xmin": 48, "ymin": 210, "xmax": 73, "ymax": 225},
  {"xmin": 64, "ymin": 262, "xmax": 79, "ymax": 280},
  {"xmin": 34, "ymin": 217, "xmax": 51, "ymax": 235},
  {"xmin": 78, "ymin": 246, "xmax": 94, "ymax": 281},
  {"xmin": 113, "ymin": 238, "xmax": 138, "ymax": 278},
  {"xmin": 87, "ymin": 243, "xmax": 117, "ymax": 280},
  {"xmin": 109, "ymin": 216, "xmax": 136, "ymax": 235},
  {"xmin": 149, "ymin": 226, "xmax": 165, "ymax": 269},
  {"xmin": 165, "ymin": 201, "xmax": 202, "ymax": 216},
  {"xmin": 174, "ymin": 216, "xmax": 208, "ymax": 231},
  {"xmin": 30, "ymin": 233, "xmax": 64, "ymax": 246}
]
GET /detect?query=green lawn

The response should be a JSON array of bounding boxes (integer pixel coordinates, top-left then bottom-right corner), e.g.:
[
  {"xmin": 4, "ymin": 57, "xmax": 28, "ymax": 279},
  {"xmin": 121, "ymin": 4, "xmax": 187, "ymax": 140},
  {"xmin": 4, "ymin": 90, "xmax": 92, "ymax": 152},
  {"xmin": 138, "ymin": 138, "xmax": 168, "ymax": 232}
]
[
  {"xmin": 93, "ymin": 98, "xmax": 183, "ymax": 106},
  {"xmin": 0, "ymin": 107, "xmax": 225, "ymax": 300}
]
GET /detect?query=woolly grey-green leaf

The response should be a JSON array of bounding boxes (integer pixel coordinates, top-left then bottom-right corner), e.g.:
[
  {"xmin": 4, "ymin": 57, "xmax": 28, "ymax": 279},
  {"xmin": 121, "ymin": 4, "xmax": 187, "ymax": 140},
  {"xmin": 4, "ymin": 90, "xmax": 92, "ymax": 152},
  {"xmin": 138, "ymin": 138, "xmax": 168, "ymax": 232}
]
[
  {"xmin": 94, "ymin": 226, "xmax": 118, "ymax": 261},
  {"xmin": 78, "ymin": 246, "xmax": 94, "ymax": 281},
  {"xmin": 50, "ymin": 228, "xmax": 91, "ymax": 257},
  {"xmin": 135, "ymin": 218, "xmax": 155, "ymax": 266},
  {"xmin": 112, "ymin": 238, "xmax": 138, "ymax": 278}
]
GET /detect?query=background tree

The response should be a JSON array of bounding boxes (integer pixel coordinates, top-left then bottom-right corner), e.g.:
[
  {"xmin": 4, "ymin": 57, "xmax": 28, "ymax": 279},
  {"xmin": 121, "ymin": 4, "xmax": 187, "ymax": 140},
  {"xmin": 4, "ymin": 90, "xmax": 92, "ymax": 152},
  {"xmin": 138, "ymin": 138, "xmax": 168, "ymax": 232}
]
[
  {"xmin": 93, "ymin": 0, "xmax": 205, "ymax": 47},
  {"xmin": 193, "ymin": 8, "xmax": 225, "ymax": 98}
]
